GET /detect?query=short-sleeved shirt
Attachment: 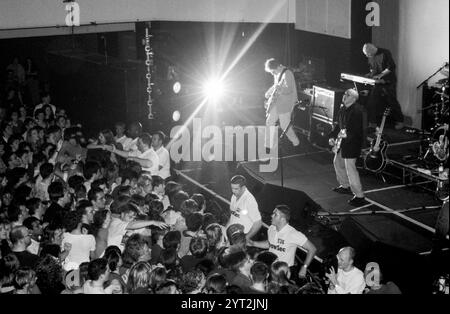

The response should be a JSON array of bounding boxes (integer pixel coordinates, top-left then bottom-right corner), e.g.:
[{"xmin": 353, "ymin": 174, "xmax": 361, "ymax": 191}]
[
  {"xmin": 153, "ymin": 146, "xmax": 171, "ymax": 179},
  {"xmin": 228, "ymin": 189, "xmax": 261, "ymax": 234},
  {"xmin": 107, "ymin": 217, "xmax": 129, "ymax": 251},
  {"xmin": 139, "ymin": 148, "xmax": 160, "ymax": 175},
  {"xmin": 267, "ymin": 224, "xmax": 308, "ymax": 267},
  {"xmin": 61, "ymin": 233, "xmax": 96, "ymax": 270}
]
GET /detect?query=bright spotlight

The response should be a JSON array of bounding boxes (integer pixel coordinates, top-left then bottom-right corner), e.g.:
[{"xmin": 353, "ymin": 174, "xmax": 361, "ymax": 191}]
[
  {"xmin": 172, "ymin": 110, "xmax": 181, "ymax": 122},
  {"xmin": 202, "ymin": 78, "xmax": 225, "ymax": 101},
  {"xmin": 173, "ymin": 82, "xmax": 181, "ymax": 94}
]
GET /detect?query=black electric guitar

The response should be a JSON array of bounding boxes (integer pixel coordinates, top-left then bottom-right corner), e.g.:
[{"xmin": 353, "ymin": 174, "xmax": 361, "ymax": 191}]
[{"xmin": 364, "ymin": 108, "xmax": 391, "ymax": 173}]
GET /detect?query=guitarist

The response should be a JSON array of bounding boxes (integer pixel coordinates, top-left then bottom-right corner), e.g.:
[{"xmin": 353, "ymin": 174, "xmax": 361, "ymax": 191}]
[
  {"xmin": 329, "ymin": 89, "xmax": 367, "ymax": 207},
  {"xmin": 264, "ymin": 58, "xmax": 300, "ymax": 150}
]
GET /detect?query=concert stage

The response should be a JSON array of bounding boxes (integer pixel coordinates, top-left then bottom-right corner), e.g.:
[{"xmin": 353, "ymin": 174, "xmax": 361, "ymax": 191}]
[{"xmin": 176, "ymin": 130, "xmax": 447, "ymax": 294}]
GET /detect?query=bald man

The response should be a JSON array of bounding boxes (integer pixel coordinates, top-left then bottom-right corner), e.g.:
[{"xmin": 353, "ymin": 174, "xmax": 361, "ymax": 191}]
[
  {"xmin": 326, "ymin": 247, "xmax": 366, "ymax": 294},
  {"xmin": 362, "ymin": 43, "xmax": 404, "ymax": 130},
  {"xmin": 329, "ymin": 89, "xmax": 367, "ymax": 207}
]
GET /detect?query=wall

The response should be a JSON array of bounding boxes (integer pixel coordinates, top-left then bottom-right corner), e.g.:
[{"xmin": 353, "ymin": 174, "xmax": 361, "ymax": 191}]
[
  {"xmin": 373, "ymin": 0, "xmax": 449, "ymax": 128},
  {"xmin": 0, "ymin": 0, "xmax": 295, "ymax": 31}
]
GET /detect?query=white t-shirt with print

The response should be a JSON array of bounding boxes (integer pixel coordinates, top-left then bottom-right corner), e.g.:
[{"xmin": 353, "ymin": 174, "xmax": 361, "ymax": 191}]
[
  {"xmin": 228, "ymin": 189, "xmax": 261, "ymax": 233},
  {"xmin": 61, "ymin": 233, "xmax": 96, "ymax": 270},
  {"xmin": 267, "ymin": 224, "xmax": 307, "ymax": 267},
  {"xmin": 153, "ymin": 146, "xmax": 171, "ymax": 179},
  {"xmin": 139, "ymin": 148, "xmax": 160, "ymax": 175}
]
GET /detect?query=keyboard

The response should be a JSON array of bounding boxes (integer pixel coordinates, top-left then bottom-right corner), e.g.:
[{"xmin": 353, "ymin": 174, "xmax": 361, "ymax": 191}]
[{"xmin": 341, "ymin": 73, "xmax": 377, "ymax": 86}]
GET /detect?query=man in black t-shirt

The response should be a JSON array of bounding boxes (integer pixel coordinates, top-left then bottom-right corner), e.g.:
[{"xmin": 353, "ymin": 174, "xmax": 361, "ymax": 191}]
[{"xmin": 10, "ymin": 226, "xmax": 40, "ymax": 269}]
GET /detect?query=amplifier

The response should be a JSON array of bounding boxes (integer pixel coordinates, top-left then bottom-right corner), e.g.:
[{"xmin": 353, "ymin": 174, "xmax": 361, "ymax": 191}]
[{"xmin": 312, "ymin": 85, "xmax": 345, "ymax": 125}]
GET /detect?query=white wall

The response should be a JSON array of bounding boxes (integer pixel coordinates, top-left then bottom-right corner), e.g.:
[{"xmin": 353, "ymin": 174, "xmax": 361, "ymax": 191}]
[
  {"xmin": 397, "ymin": 0, "xmax": 449, "ymax": 128},
  {"xmin": 0, "ymin": 0, "xmax": 296, "ymax": 31}
]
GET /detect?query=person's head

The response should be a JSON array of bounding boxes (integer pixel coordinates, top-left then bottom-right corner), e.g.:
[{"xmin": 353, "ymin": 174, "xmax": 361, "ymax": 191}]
[
  {"xmin": 88, "ymin": 187, "xmax": 106, "ymax": 210},
  {"xmin": 122, "ymin": 234, "xmax": 151, "ymax": 267},
  {"xmin": 162, "ymin": 230, "xmax": 181, "ymax": 250},
  {"xmin": 119, "ymin": 204, "xmax": 138, "ymax": 223},
  {"xmin": 337, "ymin": 247, "xmax": 356, "ymax": 270},
  {"xmin": 47, "ymin": 125, "xmax": 62, "ymax": 144},
  {"xmin": 204, "ymin": 273, "xmax": 227, "ymax": 294},
  {"xmin": 151, "ymin": 131, "xmax": 166, "ymax": 150},
  {"xmin": 264, "ymin": 58, "xmax": 282, "ymax": 75},
  {"xmin": 189, "ymin": 237, "xmax": 208, "ymax": 259},
  {"xmin": 191, "ymin": 194, "xmax": 206, "ymax": 213},
  {"xmin": 226, "ymin": 250, "xmax": 253, "ymax": 275},
  {"xmin": 155, "ymin": 280, "xmax": 180, "ymax": 294},
  {"xmin": 87, "ymin": 258, "xmax": 110, "ymax": 283},
  {"xmin": 14, "ymin": 267, "xmax": 36, "ymax": 293},
  {"xmin": 25, "ymin": 198, "xmax": 44, "ymax": 218},
  {"xmin": 39, "ymin": 162, "xmax": 54, "ymax": 180},
  {"xmin": 48, "ymin": 181, "xmax": 70, "ymax": 206},
  {"xmin": 10, "ymin": 226, "xmax": 32, "ymax": 248},
  {"xmin": 103, "ymin": 246, "xmax": 122, "ymax": 272},
  {"xmin": 127, "ymin": 122, "xmax": 142, "ymax": 139},
  {"xmin": 150, "ymin": 265, "xmax": 167, "ymax": 290},
  {"xmin": 205, "ymin": 223, "xmax": 223, "ymax": 250},
  {"xmin": 180, "ymin": 269, "xmax": 205, "ymax": 294},
  {"xmin": 0, "ymin": 220, "xmax": 11, "ymax": 241},
  {"xmin": 151, "ymin": 175, "xmax": 165, "ymax": 194},
  {"xmin": 250, "ymin": 262, "xmax": 269, "ymax": 286},
  {"xmin": 270, "ymin": 261, "xmax": 292, "ymax": 284},
  {"xmin": 230, "ymin": 175, "xmax": 247, "ymax": 198},
  {"xmin": 342, "ymin": 89, "xmax": 359, "ymax": 108},
  {"xmin": 41, "ymin": 92, "xmax": 51, "ymax": 104},
  {"xmin": 137, "ymin": 133, "xmax": 152, "ymax": 153},
  {"xmin": 255, "ymin": 251, "xmax": 278, "ymax": 268},
  {"xmin": 56, "ymin": 115, "xmax": 66, "ymax": 130},
  {"xmin": 160, "ymin": 248, "xmax": 179, "ymax": 270},
  {"xmin": 181, "ymin": 200, "xmax": 200, "ymax": 218},
  {"xmin": 271, "ymin": 205, "xmax": 291, "ymax": 228},
  {"xmin": 137, "ymin": 174, "xmax": 153, "ymax": 195},
  {"xmin": 63, "ymin": 210, "xmax": 83, "ymax": 233},
  {"xmin": 35, "ymin": 254, "xmax": 64, "ymax": 294},
  {"xmin": 185, "ymin": 212, "xmax": 203, "ymax": 232},
  {"xmin": 115, "ymin": 122, "xmax": 126, "ymax": 138},
  {"xmin": 172, "ymin": 191, "xmax": 190, "ymax": 212},
  {"xmin": 363, "ymin": 43, "xmax": 378, "ymax": 58},
  {"xmin": 23, "ymin": 216, "xmax": 42, "ymax": 238},
  {"xmin": 76, "ymin": 201, "xmax": 95, "ymax": 224},
  {"xmin": 98, "ymin": 129, "xmax": 115, "ymax": 145},
  {"xmin": 127, "ymin": 261, "xmax": 152, "ymax": 292},
  {"xmin": 226, "ymin": 224, "xmax": 245, "ymax": 246},
  {"xmin": 84, "ymin": 161, "xmax": 101, "ymax": 181}
]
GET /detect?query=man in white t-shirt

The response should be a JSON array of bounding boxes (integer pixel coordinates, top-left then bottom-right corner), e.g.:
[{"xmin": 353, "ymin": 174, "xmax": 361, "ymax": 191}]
[
  {"xmin": 106, "ymin": 133, "xmax": 159, "ymax": 176},
  {"xmin": 151, "ymin": 131, "xmax": 171, "ymax": 180},
  {"xmin": 228, "ymin": 175, "xmax": 262, "ymax": 241},
  {"xmin": 248, "ymin": 205, "xmax": 317, "ymax": 279},
  {"xmin": 114, "ymin": 122, "xmax": 132, "ymax": 150},
  {"xmin": 326, "ymin": 246, "xmax": 366, "ymax": 294}
]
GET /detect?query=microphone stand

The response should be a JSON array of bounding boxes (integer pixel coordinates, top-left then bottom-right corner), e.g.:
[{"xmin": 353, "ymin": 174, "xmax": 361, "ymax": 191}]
[
  {"xmin": 417, "ymin": 63, "xmax": 448, "ymax": 89},
  {"xmin": 279, "ymin": 102, "xmax": 300, "ymax": 191}
]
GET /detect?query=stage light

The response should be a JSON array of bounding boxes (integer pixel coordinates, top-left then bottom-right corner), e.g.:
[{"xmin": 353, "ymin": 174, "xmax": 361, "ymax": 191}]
[
  {"xmin": 173, "ymin": 82, "xmax": 181, "ymax": 94},
  {"xmin": 202, "ymin": 78, "xmax": 225, "ymax": 102},
  {"xmin": 172, "ymin": 110, "xmax": 181, "ymax": 122}
]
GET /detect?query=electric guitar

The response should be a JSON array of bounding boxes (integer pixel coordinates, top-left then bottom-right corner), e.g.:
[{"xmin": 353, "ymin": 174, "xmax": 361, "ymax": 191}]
[
  {"xmin": 264, "ymin": 84, "xmax": 281, "ymax": 118},
  {"xmin": 331, "ymin": 129, "xmax": 347, "ymax": 154},
  {"xmin": 364, "ymin": 108, "xmax": 391, "ymax": 173}
]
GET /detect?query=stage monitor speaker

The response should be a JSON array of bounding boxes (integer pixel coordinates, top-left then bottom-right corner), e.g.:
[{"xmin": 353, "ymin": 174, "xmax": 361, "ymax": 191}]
[
  {"xmin": 312, "ymin": 85, "xmax": 344, "ymax": 124},
  {"xmin": 308, "ymin": 85, "xmax": 344, "ymax": 149}
]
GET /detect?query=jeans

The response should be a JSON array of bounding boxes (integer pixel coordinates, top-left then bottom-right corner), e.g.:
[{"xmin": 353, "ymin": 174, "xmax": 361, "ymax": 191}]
[{"xmin": 333, "ymin": 151, "xmax": 364, "ymax": 198}]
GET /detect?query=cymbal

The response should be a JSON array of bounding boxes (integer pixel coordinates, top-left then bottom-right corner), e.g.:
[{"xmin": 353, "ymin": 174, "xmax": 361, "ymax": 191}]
[{"xmin": 437, "ymin": 78, "xmax": 449, "ymax": 85}]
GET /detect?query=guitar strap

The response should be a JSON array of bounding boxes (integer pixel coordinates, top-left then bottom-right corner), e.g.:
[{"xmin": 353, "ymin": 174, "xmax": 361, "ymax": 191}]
[{"xmin": 277, "ymin": 67, "xmax": 288, "ymax": 84}]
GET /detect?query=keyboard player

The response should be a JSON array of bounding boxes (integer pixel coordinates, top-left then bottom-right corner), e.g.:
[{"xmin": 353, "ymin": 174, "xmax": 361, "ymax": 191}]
[{"xmin": 362, "ymin": 43, "xmax": 404, "ymax": 130}]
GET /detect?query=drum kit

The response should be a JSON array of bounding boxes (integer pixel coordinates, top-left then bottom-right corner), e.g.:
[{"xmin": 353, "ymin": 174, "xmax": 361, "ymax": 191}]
[{"xmin": 421, "ymin": 64, "xmax": 449, "ymax": 167}]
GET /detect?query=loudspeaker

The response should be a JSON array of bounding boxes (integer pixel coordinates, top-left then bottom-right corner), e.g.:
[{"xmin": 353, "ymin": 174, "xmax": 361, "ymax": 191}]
[{"xmin": 312, "ymin": 85, "xmax": 344, "ymax": 124}]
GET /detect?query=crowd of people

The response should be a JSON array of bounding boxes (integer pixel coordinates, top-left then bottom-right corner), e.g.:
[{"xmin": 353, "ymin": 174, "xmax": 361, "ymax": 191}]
[{"xmin": 0, "ymin": 56, "xmax": 404, "ymax": 295}]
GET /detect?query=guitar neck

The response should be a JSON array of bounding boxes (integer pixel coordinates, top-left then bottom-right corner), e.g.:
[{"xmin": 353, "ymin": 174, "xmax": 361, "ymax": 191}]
[{"xmin": 375, "ymin": 116, "xmax": 387, "ymax": 147}]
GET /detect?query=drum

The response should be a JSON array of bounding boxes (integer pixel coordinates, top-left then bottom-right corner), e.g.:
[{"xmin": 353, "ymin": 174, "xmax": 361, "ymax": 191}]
[{"xmin": 432, "ymin": 124, "xmax": 449, "ymax": 163}]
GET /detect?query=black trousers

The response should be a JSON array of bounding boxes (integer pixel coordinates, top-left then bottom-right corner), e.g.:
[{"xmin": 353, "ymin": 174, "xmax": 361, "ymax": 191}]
[{"xmin": 366, "ymin": 84, "xmax": 404, "ymax": 125}]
